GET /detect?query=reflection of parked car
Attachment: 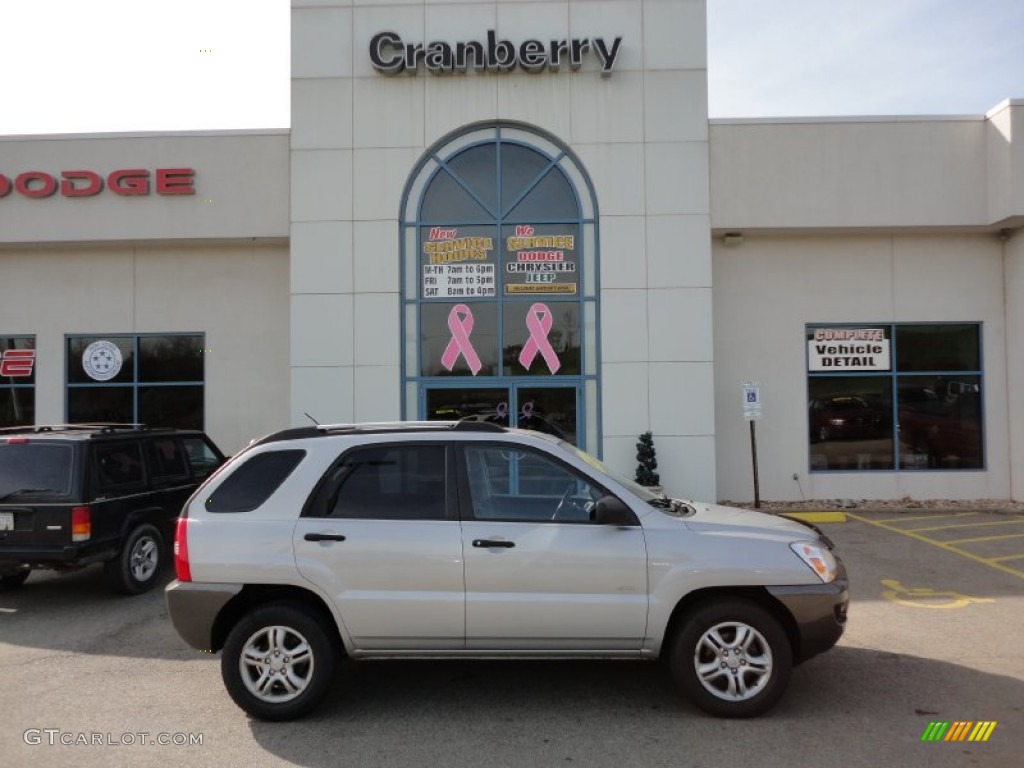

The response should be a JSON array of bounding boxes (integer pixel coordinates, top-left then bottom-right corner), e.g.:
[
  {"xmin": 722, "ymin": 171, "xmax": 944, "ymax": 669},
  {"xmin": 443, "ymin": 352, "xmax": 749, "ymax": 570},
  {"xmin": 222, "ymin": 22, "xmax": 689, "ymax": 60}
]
[
  {"xmin": 809, "ymin": 395, "xmax": 884, "ymax": 442},
  {"xmin": 0, "ymin": 424, "xmax": 225, "ymax": 593},
  {"xmin": 898, "ymin": 391, "xmax": 982, "ymax": 468}
]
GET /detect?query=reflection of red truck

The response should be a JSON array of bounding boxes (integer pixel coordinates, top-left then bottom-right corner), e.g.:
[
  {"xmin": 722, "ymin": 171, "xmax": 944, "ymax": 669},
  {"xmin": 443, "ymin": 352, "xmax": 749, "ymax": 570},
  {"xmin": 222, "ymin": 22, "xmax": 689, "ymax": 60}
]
[
  {"xmin": 897, "ymin": 388, "xmax": 982, "ymax": 468},
  {"xmin": 809, "ymin": 395, "xmax": 884, "ymax": 442}
]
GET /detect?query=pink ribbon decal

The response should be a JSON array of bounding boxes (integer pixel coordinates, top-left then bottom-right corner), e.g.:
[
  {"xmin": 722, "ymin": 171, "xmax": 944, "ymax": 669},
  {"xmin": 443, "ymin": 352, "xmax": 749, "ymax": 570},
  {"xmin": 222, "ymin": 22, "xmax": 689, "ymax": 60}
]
[
  {"xmin": 440, "ymin": 304, "xmax": 482, "ymax": 375},
  {"xmin": 518, "ymin": 302, "xmax": 561, "ymax": 374}
]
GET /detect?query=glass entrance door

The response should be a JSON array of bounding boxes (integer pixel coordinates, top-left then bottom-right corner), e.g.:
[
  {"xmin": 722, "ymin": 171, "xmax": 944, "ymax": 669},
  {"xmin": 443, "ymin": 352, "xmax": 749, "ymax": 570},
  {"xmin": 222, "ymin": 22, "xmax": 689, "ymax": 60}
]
[{"xmin": 424, "ymin": 385, "xmax": 579, "ymax": 445}]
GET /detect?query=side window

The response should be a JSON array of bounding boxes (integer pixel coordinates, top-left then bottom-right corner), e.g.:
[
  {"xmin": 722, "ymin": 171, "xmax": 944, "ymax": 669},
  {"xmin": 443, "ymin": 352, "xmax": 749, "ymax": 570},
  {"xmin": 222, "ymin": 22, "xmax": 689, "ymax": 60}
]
[
  {"xmin": 461, "ymin": 444, "xmax": 605, "ymax": 523},
  {"xmin": 94, "ymin": 442, "xmax": 146, "ymax": 488},
  {"xmin": 145, "ymin": 438, "xmax": 189, "ymax": 480},
  {"xmin": 307, "ymin": 444, "xmax": 447, "ymax": 521},
  {"xmin": 182, "ymin": 436, "xmax": 223, "ymax": 480},
  {"xmin": 205, "ymin": 450, "xmax": 305, "ymax": 513}
]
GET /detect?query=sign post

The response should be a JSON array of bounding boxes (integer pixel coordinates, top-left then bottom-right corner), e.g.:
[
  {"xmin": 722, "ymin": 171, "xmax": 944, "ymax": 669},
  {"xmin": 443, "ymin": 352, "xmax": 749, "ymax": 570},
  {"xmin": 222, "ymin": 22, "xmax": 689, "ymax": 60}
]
[{"xmin": 742, "ymin": 382, "xmax": 762, "ymax": 509}]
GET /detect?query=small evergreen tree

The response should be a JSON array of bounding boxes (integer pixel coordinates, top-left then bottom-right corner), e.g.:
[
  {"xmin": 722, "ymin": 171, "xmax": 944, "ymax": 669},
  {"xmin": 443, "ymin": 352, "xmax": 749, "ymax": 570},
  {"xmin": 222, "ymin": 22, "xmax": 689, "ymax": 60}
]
[{"xmin": 635, "ymin": 431, "xmax": 660, "ymax": 486}]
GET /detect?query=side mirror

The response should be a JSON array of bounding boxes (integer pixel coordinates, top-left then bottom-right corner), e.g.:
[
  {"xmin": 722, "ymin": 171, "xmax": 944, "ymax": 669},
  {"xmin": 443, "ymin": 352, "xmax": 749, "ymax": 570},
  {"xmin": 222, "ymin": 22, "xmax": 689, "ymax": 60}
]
[{"xmin": 593, "ymin": 495, "xmax": 637, "ymax": 526}]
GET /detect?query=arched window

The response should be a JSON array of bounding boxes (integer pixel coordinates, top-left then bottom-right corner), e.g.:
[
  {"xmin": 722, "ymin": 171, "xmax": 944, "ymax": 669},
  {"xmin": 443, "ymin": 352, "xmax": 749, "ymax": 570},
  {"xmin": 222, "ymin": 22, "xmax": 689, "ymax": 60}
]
[{"xmin": 400, "ymin": 123, "xmax": 601, "ymax": 452}]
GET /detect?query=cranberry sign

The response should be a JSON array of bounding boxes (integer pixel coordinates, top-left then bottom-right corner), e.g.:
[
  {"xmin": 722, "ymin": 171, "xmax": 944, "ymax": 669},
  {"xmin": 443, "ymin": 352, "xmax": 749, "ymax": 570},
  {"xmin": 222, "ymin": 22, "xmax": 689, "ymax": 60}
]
[{"xmin": 0, "ymin": 168, "xmax": 194, "ymax": 199}]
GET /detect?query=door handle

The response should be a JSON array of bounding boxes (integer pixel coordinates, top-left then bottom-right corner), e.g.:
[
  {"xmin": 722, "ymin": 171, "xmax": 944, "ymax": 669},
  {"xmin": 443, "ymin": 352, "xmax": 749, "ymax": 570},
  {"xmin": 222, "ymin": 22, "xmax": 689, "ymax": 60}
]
[
  {"xmin": 304, "ymin": 532, "xmax": 346, "ymax": 542},
  {"xmin": 472, "ymin": 539, "xmax": 515, "ymax": 548}
]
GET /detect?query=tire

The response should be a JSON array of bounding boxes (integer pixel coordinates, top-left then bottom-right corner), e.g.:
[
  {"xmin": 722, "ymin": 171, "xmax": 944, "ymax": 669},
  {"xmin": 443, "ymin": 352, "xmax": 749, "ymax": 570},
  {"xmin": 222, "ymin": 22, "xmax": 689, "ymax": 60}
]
[
  {"xmin": 669, "ymin": 598, "xmax": 792, "ymax": 718},
  {"xmin": 0, "ymin": 568, "xmax": 31, "ymax": 590},
  {"xmin": 103, "ymin": 523, "xmax": 164, "ymax": 595},
  {"xmin": 221, "ymin": 603, "xmax": 338, "ymax": 721}
]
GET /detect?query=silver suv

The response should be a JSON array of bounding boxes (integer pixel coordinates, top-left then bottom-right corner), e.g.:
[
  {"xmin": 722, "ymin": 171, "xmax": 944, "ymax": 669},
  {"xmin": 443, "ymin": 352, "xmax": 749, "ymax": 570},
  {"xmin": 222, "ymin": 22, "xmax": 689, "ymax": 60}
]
[{"xmin": 166, "ymin": 421, "xmax": 848, "ymax": 721}]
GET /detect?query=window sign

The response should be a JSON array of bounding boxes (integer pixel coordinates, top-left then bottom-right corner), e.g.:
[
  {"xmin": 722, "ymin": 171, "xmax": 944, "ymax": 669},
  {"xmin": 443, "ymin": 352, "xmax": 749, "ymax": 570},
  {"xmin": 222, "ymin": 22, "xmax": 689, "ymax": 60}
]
[
  {"xmin": 808, "ymin": 328, "xmax": 890, "ymax": 372},
  {"xmin": 421, "ymin": 225, "xmax": 496, "ymax": 300},
  {"xmin": 1, "ymin": 336, "xmax": 35, "ymax": 427},
  {"xmin": 502, "ymin": 224, "xmax": 578, "ymax": 296}
]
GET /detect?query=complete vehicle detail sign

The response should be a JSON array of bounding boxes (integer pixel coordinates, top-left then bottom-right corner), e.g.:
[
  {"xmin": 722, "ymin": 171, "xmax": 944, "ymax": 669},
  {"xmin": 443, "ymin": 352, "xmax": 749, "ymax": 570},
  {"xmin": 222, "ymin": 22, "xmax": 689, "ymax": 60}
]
[
  {"xmin": 370, "ymin": 30, "xmax": 623, "ymax": 75},
  {"xmin": 808, "ymin": 328, "xmax": 891, "ymax": 371}
]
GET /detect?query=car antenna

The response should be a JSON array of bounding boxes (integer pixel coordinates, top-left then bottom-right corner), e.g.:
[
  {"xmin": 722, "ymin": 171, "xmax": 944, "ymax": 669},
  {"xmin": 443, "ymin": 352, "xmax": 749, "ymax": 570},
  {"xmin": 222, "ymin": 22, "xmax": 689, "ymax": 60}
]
[{"xmin": 304, "ymin": 412, "xmax": 321, "ymax": 426}]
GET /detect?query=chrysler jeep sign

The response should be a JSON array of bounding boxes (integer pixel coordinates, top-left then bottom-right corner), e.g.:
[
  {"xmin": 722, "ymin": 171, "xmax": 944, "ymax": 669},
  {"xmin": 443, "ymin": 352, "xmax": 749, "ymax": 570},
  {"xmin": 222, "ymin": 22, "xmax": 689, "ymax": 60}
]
[{"xmin": 370, "ymin": 30, "xmax": 623, "ymax": 75}]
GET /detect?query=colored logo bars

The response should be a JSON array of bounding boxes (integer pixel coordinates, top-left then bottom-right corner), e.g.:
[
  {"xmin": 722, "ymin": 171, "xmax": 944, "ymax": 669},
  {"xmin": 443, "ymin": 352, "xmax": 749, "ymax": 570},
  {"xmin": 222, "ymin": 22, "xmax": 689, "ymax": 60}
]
[{"xmin": 920, "ymin": 721, "xmax": 997, "ymax": 742}]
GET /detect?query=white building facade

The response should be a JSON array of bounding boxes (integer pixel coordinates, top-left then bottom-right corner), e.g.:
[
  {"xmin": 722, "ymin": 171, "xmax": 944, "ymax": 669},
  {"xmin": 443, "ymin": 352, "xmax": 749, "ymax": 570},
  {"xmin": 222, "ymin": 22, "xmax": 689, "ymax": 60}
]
[{"xmin": 1, "ymin": 0, "xmax": 1022, "ymax": 503}]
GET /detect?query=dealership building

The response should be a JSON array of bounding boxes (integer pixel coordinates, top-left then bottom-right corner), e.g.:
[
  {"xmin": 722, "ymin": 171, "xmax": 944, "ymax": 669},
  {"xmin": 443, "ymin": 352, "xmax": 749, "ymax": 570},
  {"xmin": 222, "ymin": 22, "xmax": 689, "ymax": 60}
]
[{"xmin": 2, "ymin": 0, "xmax": 1023, "ymax": 504}]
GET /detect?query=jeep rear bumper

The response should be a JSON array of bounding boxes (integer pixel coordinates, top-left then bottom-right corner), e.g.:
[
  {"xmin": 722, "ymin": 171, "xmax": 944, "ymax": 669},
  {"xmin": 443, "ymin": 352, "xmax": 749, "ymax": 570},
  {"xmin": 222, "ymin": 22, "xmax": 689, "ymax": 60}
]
[{"xmin": 0, "ymin": 541, "xmax": 118, "ymax": 568}]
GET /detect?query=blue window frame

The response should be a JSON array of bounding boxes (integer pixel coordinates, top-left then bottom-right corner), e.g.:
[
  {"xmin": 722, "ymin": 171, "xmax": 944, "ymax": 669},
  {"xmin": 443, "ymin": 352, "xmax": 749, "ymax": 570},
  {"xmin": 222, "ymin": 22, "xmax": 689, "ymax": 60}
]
[
  {"xmin": 400, "ymin": 123, "xmax": 601, "ymax": 453},
  {"xmin": 806, "ymin": 323, "xmax": 984, "ymax": 471},
  {"xmin": 66, "ymin": 333, "xmax": 205, "ymax": 429}
]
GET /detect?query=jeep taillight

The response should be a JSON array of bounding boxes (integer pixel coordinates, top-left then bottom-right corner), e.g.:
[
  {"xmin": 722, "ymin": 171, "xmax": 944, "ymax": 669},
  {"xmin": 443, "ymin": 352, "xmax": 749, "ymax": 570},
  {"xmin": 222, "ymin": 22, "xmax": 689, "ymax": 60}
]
[
  {"xmin": 174, "ymin": 517, "xmax": 191, "ymax": 582},
  {"xmin": 70, "ymin": 506, "xmax": 91, "ymax": 542}
]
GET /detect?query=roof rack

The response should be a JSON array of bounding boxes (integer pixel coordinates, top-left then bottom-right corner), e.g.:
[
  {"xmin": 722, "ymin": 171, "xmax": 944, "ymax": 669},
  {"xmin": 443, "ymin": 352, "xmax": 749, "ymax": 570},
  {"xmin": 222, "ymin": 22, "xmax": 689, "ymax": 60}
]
[
  {"xmin": 0, "ymin": 423, "xmax": 152, "ymax": 435},
  {"xmin": 313, "ymin": 420, "xmax": 506, "ymax": 434}
]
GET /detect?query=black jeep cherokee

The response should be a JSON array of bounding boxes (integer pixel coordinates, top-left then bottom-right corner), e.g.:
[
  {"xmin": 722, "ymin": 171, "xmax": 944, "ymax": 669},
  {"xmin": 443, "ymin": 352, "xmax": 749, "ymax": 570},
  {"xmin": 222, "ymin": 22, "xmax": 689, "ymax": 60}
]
[{"xmin": 0, "ymin": 424, "xmax": 224, "ymax": 594}]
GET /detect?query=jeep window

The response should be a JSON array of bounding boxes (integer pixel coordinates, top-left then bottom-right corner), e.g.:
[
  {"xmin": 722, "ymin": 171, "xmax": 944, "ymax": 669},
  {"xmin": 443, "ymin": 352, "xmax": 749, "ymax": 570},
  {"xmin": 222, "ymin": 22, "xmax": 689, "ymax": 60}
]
[
  {"xmin": 205, "ymin": 450, "xmax": 306, "ymax": 513},
  {"xmin": 182, "ymin": 436, "xmax": 223, "ymax": 479},
  {"xmin": 309, "ymin": 445, "xmax": 446, "ymax": 521},
  {"xmin": 94, "ymin": 443, "xmax": 146, "ymax": 488},
  {"xmin": 0, "ymin": 442, "xmax": 73, "ymax": 497},
  {"xmin": 145, "ymin": 437, "xmax": 190, "ymax": 480},
  {"xmin": 459, "ymin": 444, "xmax": 604, "ymax": 522}
]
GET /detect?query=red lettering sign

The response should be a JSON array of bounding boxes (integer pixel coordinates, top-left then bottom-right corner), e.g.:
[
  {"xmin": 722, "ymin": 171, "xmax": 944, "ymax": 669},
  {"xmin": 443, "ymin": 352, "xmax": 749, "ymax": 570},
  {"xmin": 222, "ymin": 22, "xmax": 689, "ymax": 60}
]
[
  {"xmin": 108, "ymin": 169, "xmax": 149, "ymax": 196},
  {"xmin": 0, "ymin": 168, "xmax": 196, "ymax": 199},
  {"xmin": 60, "ymin": 170, "xmax": 103, "ymax": 197},
  {"xmin": 15, "ymin": 171, "xmax": 58, "ymax": 199},
  {"xmin": 0, "ymin": 349, "xmax": 35, "ymax": 377},
  {"xmin": 155, "ymin": 168, "xmax": 195, "ymax": 195}
]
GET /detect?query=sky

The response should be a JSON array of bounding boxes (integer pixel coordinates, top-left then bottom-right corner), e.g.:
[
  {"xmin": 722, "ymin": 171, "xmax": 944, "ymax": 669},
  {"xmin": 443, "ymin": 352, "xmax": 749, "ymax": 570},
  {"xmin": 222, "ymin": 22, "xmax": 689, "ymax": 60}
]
[{"xmin": 0, "ymin": 0, "xmax": 1022, "ymax": 137}]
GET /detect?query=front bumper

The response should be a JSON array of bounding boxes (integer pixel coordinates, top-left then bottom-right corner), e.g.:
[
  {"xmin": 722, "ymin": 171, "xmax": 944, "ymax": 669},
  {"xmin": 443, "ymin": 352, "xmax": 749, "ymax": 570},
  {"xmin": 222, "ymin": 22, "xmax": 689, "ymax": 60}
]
[
  {"xmin": 767, "ymin": 563, "xmax": 850, "ymax": 663},
  {"xmin": 165, "ymin": 580, "xmax": 242, "ymax": 652}
]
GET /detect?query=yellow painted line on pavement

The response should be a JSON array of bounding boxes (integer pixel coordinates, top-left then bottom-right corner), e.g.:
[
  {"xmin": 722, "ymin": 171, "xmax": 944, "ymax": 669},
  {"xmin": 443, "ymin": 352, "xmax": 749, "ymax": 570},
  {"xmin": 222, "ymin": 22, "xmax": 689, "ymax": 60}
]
[
  {"xmin": 781, "ymin": 511, "xmax": 846, "ymax": 524},
  {"xmin": 990, "ymin": 553, "xmax": 1024, "ymax": 562},
  {"xmin": 846, "ymin": 512, "xmax": 1024, "ymax": 581},
  {"xmin": 945, "ymin": 532, "xmax": 1024, "ymax": 545},
  {"xmin": 906, "ymin": 517, "xmax": 1024, "ymax": 533},
  {"xmin": 874, "ymin": 511, "xmax": 983, "ymax": 524}
]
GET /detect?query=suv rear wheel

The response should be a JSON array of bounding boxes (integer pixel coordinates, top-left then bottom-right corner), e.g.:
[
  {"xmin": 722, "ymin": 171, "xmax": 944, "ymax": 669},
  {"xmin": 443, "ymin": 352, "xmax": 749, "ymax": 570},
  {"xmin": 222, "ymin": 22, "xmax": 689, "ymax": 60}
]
[
  {"xmin": 221, "ymin": 603, "xmax": 338, "ymax": 721},
  {"xmin": 104, "ymin": 523, "xmax": 164, "ymax": 595},
  {"xmin": 669, "ymin": 598, "xmax": 792, "ymax": 718}
]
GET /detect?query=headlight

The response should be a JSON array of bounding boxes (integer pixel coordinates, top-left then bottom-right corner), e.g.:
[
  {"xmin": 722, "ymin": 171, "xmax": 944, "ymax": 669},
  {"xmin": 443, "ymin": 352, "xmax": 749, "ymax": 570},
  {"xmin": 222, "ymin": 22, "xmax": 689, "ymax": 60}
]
[{"xmin": 790, "ymin": 541, "xmax": 838, "ymax": 583}]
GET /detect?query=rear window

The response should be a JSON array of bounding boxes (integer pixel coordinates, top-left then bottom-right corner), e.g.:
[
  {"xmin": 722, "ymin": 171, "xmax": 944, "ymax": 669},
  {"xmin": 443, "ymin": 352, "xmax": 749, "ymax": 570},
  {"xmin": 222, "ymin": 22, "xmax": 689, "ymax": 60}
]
[
  {"xmin": 205, "ymin": 450, "xmax": 306, "ymax": 513},
  {"xmin": 0, "ymin": 441, "xmax": 74, "ymax": 498}
]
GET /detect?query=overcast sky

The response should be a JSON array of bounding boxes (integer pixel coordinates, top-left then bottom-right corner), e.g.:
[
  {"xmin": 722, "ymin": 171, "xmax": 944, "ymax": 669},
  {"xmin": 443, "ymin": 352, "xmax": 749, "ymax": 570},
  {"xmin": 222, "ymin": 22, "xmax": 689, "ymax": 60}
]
[{"xmin": 1, "ymin": 0, "xmax": 1021, "ymax": 136}]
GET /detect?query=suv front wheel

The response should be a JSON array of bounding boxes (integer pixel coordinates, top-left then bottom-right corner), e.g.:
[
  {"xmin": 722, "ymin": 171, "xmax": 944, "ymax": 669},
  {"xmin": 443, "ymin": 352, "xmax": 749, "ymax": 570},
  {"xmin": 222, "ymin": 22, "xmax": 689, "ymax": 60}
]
[
  {"xmin": 669, "ymin": 598, "xmax": 793, "ymax": 718},
  {"xmin": 222, "ymin": 603, "xmax": 339, "ymax": 721}
]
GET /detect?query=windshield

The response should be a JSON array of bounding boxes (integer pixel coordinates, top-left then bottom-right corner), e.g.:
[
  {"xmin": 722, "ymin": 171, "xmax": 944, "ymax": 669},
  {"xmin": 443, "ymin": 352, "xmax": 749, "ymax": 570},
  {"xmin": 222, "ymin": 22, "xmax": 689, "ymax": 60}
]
[
  {"xmin": 554, "ymin": 439, "xmax": 664, "ymax": 502},
  {"xmin": 0, "ymin": 442, "xmax": 74, "ymax": 498}
]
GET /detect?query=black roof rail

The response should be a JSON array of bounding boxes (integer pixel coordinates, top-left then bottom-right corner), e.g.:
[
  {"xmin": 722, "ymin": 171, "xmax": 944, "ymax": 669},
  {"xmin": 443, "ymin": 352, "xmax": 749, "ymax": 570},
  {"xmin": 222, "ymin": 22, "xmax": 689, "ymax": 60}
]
[{"xmin": 0, "ymin": 423, "xmax": 159, "ymax": 435}]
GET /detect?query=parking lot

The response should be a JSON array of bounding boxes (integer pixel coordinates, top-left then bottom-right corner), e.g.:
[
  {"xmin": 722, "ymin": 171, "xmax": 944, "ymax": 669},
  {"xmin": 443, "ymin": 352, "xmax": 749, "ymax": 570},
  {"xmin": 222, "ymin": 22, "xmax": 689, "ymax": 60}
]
[{"xmin": 2, "ymin": 509, "xmax": 1022, "ymax": 768}]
